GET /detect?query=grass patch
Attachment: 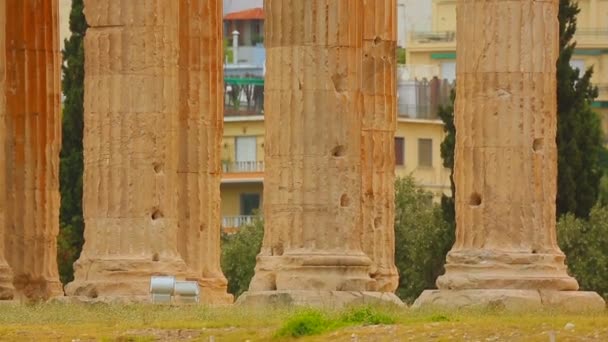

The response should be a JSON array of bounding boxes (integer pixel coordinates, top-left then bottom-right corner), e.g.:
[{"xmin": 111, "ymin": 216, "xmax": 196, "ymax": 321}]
[
  {"xmin": 276, "ymin": 306, "xmax": 397, "ymax": 338},
  {"xmin": 0, "ymin": 303, "xmax": 606, "ymax": 341}
]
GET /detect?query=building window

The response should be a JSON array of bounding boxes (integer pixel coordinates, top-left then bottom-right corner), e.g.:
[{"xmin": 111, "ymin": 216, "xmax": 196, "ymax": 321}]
[
  {"xmin": 240, "ymin": 193, "xmax": 261, "ymax": 216},
  {"xmin": 235, "ymin": 136, "xmax": 257, "ymax": 163},
  {"xmin": 440, "ymin": 61, "xmax": 456, "ymax": 82},
  {"xmin": 395, "ymin": 137, "xmax": 405, "ymax": 166},
  {"xmin": 418, "ymin": 138, "xmax": 433, "ymax": 167}
]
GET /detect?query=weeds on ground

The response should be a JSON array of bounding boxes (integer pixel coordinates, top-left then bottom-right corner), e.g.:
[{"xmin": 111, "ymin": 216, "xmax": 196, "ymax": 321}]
[{"xmin": 276, "ymin": 306, "xmax": 397, "ymax": 338}]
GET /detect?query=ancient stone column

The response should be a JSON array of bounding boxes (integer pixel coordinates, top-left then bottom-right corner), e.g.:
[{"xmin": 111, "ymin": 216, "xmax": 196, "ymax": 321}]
[
  {"xmin": 238, "ymin": 0, "xmax": 402, "ymax": 307},
  {"xmin": 415, "ymin": 0, "xmax": 605, "ymax": 310},
  {"xmin": 176, "ymin": 0, "xmax": 232, "ymax": 304},
  {"xmin": 1, "ymin": 0, "xmax": 62, "ymax": 300},
  {"xmin": 67, "ymin": 0, "xmax": 231, "ymax": 302},
  {"xmin": 66, "ymin": 0, "xmax": 191, "ymax": 298},
  {"xmin": 360, "ymin": 0, "xmax": 399, "ymax": 293},
  {"xmin": 0, "ymin": 0, "xmax": 15, "ymax": 300}
]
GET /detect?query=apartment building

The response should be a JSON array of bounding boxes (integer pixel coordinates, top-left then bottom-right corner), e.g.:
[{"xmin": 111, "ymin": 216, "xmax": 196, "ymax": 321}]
[
  {"xmin": 406, "ymin": 0, "xmax": 608, "ymax": 125},
  {"xmin": 220, "ymin": 76, "xmax": 451, "ymax": 231}
]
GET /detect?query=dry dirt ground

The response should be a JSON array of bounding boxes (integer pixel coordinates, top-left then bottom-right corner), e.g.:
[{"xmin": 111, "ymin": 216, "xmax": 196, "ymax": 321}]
[{"xmin": 0, "ymin": 303, "xmax": 606, "ymax": 341}]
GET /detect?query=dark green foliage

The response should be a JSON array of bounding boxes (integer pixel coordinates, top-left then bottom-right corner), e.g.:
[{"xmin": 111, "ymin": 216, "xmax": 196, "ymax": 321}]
[
  {"xmin": 437, "ymin": 89, "xmax": 456, "ymax": 227},
  {"xmin": 394, "ymin": 177, "xmax": 454, "ymax": 303},
  {"xmin": 557, "ymin": 206, "xmax": 608, "ymax": 299},
  {"xmin": 397, "ymin": 48, "xmax": 406, "ymax": 64},
  {"xmin": 57, "ymin": 0, "xmax": 87, "ymax": 284},
  {"xmin": 556, "ymin": 0, "xmax": 604, "ymax": 218},
  {"xmin": 220, "ymin": 216, "xmax": 264, "ymax": 297}
]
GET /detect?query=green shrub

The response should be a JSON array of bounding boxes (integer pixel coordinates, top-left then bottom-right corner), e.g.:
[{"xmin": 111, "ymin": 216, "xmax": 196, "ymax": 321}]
[
  {"xmin": 276, "ymin": 309, "xmax": 333, "ymax": 338},
  {"xmin": 339, "ymin": 306, "xmax": 395, "ymax": 325},
  {"xmin": 396, "ymin": 47, "xmax": 406, "ymax": 64},
  {"xmin": 220, "ymin": 216, "xmax": 264, "ymax": 297},
  {"xmin": 394, "ymin": 176, "xmax": 454, "ymax": 303},
  {"xmin": 557, "ymin": 206, "xmax": 608, "ymax": 299}
]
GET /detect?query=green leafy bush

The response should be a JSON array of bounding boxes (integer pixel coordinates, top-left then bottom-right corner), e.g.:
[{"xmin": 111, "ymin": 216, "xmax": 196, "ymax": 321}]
[
  {"xmin": 557, "ymin": 206, "xmax": 608, "ymax": 299},
  {"xmin": 394, "ymin": 177, "xmax": 454, "ymax": 303},
  {"xmin": 220, "ymin": 216, "xmax": 264, "ymax": 297},
  {"xmin": 276, "ymin": 309, "xmax": 333, "ymax": 338},
  {"xmin": 276, "ymin": 306, "xmax": 397, "ymax": 338}
]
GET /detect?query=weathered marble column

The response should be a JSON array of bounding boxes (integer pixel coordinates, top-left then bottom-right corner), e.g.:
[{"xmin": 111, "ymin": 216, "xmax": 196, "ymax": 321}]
[
  {"xmin": 238, "ymin": 0, "xmax": 401, "ymax": 307},
  {"xmin": 415, "ymin": 0, "xmax": 605, "ymax": 310},
  {"xmin": 1, "ymin": 0, "xmax": 62, "ymax": 300},
  {"xmin": 360, "ymin": 0, "xmax": 399, "ymax": 293},
  {"xmin": 0, "ymin": 0, "xmax": 15, "ymax": 300},
  {"xmin": 66, "ymin": 1, "xmax": 191, "ymax": 298},
  {"xmin": 176, "ymin": 0, "xmax": 232, "ymax": 304}
]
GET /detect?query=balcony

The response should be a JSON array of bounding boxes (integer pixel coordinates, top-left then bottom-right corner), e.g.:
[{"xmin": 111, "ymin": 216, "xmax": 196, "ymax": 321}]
[
  {"xmin": 222, "ymin": 161, "xmax": 264, "ymax": 173},
  {"xmin": 224, "ymin": 78, "xmax": 264, "ymax": 117},
  {"xmin": 597, "ymin": 83, "xmax": 608, "ymax": 102},
  {"xmin": 575, "ymin": 28, "xmax": 608, "ymax": 48},
  {"xmin": 398, "ymin": 77, "xmax": 455, "ymax": 120},
  {"xmin": 222, "ymin": 215, "xmax": 256, "ymax": 233},
  {"xmin": 408, "ymin": 31, "xmax": 456, "ymax": 51}
]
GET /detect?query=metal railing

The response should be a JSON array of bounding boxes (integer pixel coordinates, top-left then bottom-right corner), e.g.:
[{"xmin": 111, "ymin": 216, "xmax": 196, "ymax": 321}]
[
  {"xmin": 575, "ymin": 28, "xmax": 608, "ymax": 40},
  {"xmin": 409, "ymin": 31, "xmax": 456, "ymax": 44},
  {"xmin": 222, "ymin": 161, "xmax": 265, "ymax": 173},
  {"xmin": 222, "ymin": 215, "xmax": 256, "ymax": 229},
  {"xmin": 224, "ymin": 78, "xmax": 265, "ymax": 116},
  {"xmin": 398, "ymin": 77, "xmax": 455, "ymax": 120}
]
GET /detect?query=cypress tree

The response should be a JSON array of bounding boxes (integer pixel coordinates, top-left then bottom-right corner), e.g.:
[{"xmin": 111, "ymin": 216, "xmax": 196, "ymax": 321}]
[
  {"xmin": 57, "ymin": 0, "xmax": 87, "ymax": 284},
  {"xmin": 556, "ymin": 0, "xmax": 603, "ymax": 218}
]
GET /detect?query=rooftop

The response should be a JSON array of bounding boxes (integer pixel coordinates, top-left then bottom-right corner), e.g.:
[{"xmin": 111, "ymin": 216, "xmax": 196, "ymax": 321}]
[{"xmin": 224, "ymin": 7, "xmax": 264, "ymax": 21}]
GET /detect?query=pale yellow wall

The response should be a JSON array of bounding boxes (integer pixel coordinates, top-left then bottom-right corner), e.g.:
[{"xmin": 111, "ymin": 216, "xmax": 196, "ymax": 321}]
[
  {"xmin": 432, "ymin": 0, "xmax": 456, "ymax": 32},
  {"xmin": 221, "ymin": 183, "xmax": 264, "ymax": 217},
  {"xmin": 395, "ymin": 119, "xmax": 451, "ymax": 199},
  {"xmin": 577, "ymin": 0, "xmax": 608, "ymax": 29},
  {"xmin": 222, "ymin": 120, "xmax": 265, "ymax": 163}
]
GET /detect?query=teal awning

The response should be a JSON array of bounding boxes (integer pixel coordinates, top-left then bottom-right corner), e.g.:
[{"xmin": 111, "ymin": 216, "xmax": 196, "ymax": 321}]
[
  {"xmin": 430, "ymin": 52, "xmax": 456, "ymax": 59},
  {"xmin": 225, "ymin": 77, "xmax": 264, "ymax": 85}
]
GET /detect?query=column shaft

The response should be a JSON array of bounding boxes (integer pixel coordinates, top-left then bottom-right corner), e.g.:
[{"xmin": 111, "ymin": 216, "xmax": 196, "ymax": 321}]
[
  {"xmin": 0, "ymin": 0, "xmax": 15, "ymax": 300},
  {"xmin": 2, "ymin": 0, "xmax": 62, "ymax": 300},
  {"xmin": 176, "ymin": 0, "xmax": 231, "ymax": 304},
  {"xmin": 360, "ymin": 0, "xmax": 399, "ymax": 292},
  {"xmin": 438, "ymin": 0, "xmax": 577, "ymax": 291},
  {"xmin": 248, "ymin": 0, "xmax": 372, "ymax": 292},
  {"xmin": 67, "ymin": 0, "xmax": 190, "ymax": 297}
]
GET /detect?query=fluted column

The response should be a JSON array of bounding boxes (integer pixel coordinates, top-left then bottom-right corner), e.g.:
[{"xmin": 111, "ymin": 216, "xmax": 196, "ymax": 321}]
[
  {"xmin": 0, "ymin": 0, "xmax": 15, "ymax": 300},
  {"xmin": 360, "ymin": 0, "xmax": 399, "ymax": 293},
  {"xmin": 67, "ymin": 0, "xmax": 190, "ymax": 298},
  {"xmin": 239, "ymin": 0, "xmax": 401, "ymax": 307},
  {"xmin": 2, "ymin": 0, "xmax": 62, "ymax": 300},
  {"xmin": 176, "ymin": 0, "xmax": 232, "ymax": 304},
  {"xmin": 415, "ymin": 0, "xmax": 605, "ymax": 310}
]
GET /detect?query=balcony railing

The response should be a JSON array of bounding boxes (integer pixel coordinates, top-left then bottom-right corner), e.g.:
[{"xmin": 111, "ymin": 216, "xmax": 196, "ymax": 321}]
[
  {"xmin": 222, "ymin": 161, "xmax": 265, "ymax": 173},
  {"xmin": 409, "ymin": 31, "xmax": 456, "ymax": 44},
  {"xmin": 575, "ymin": 28, "xmax": 608, "ymax": 41},
  {"xmin": 222, "ymin": 215, "xmax": 256, "ymax": 229},
  {"xmin": 224, "ymin": 78, "xmax": 264, "ymax": 117},
  {"xmin": 398, "ymin": 77, "xmax": 455, "ymax": 120}
]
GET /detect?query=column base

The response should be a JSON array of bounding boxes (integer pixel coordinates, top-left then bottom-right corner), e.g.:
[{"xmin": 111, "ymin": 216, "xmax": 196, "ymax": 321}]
[
  {"xmin": 236, "ymin": 290, "xmax": 404, "ymax": 308},
  {"xmin": 437, "ymin": 250, "xmax": 580, "ymax": 291},
  {"xmin": 0, "ymin": 264, "xmax": 14, "ymax": 300},
  {"xmin": 413, "ymin": 289, "xmax": 606, "ymax": 312},
  {"xmin": 197, "ymin": 277, "xmax": 234, "ymax": 305},
  {"xmin": 65, "ymin": 256, "xmax": 190, "ymax": 298},
  {"xmin": 13, "ymin": 277, "xmax": 63, "ymax": 301},
  {"xmin": 249, "ymin": 253, "xmax": 375, "ymax": 292}
]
